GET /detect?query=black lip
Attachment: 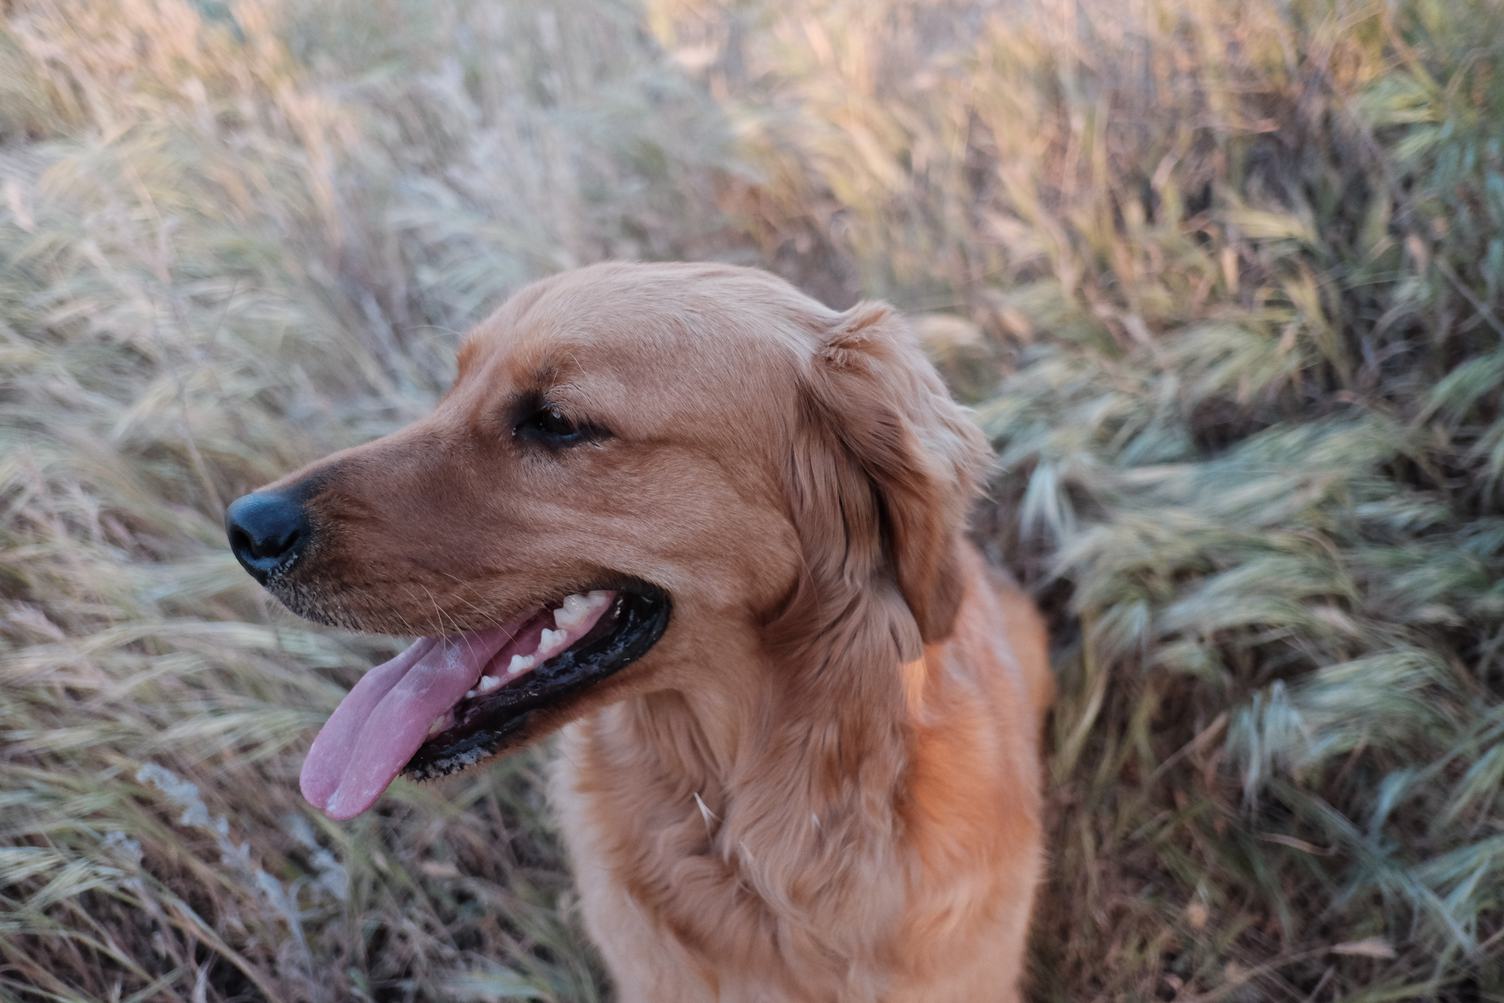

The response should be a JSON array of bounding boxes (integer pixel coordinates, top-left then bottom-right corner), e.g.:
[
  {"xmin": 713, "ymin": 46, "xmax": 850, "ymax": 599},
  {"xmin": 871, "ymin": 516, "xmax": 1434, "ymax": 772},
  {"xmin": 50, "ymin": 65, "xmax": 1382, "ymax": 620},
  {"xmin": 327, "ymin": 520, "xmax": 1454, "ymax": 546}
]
[{"xmin": 401, "ymin": 586, "xmax": 670, "ymax": 780}]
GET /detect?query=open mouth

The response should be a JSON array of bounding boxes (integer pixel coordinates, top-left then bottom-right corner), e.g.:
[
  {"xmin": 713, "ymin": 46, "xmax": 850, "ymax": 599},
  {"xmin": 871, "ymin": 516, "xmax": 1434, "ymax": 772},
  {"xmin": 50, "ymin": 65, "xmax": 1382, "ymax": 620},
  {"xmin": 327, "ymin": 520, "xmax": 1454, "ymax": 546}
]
[{"xmin": 299, "ymin": 584, "xmax": 669, "ymax": 820}]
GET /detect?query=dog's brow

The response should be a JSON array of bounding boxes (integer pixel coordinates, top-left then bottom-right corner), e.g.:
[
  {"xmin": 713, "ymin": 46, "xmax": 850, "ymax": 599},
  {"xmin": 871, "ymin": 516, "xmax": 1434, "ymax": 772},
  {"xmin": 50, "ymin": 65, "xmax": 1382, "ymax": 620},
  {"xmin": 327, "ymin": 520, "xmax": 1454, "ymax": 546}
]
[
  {"xmin": 502, "ymin": 361, "xmax": 582, "ymax": 412},
  {"xmin": 450, "ymin": 343, "xmax": 613, "ymax": 428}
]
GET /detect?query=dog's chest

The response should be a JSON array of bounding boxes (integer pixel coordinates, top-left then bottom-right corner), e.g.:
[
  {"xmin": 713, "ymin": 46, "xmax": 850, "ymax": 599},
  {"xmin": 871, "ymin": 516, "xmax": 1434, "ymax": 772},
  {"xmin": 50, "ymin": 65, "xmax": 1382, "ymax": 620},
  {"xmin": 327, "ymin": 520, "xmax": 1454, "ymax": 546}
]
[{"xmin": 549, "ymin": 721, "xmax": 903, "ymax": 1000}]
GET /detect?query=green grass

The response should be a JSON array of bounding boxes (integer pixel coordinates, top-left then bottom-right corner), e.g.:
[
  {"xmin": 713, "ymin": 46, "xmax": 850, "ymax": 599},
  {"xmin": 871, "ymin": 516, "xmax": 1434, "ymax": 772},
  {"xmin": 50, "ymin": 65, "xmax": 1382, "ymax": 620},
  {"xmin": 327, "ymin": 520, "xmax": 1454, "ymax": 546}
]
[{"xmin": 1, "ymin": 0, "xmax": 1500, "ymax": 999}]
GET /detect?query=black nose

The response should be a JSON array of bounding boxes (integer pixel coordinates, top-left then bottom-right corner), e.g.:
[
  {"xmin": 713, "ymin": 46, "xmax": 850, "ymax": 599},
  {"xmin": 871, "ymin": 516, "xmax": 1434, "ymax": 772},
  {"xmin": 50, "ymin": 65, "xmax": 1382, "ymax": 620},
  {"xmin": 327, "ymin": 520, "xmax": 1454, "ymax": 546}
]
[{"xmin": 226, "ymin": 491, "xmax": 310, "ymax": 583}]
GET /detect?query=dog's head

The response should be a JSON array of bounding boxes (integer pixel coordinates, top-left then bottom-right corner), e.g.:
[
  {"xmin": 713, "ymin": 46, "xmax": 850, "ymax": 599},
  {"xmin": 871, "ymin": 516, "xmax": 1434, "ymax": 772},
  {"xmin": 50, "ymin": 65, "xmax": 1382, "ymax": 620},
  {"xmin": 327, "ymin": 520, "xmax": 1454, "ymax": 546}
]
[{"xmin": 226, "ymin": 262, "xmax": 988, "ymax": 818}]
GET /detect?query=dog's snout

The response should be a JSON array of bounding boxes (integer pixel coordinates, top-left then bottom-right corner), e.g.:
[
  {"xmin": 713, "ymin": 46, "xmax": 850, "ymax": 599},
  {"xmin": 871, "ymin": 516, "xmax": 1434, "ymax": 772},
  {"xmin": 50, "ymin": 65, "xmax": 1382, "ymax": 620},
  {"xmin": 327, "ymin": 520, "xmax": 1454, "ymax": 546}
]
[{"xmin": 226, "ymin": 490, "xmax": 310, "ymax": 583}]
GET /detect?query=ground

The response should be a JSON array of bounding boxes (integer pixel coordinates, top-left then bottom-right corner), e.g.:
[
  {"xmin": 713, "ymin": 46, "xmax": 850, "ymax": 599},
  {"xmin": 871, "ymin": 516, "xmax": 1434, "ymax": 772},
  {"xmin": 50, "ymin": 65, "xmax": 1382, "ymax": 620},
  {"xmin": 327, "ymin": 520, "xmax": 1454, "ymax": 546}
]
[{"xmin": 1, "ymin": 0, "xmax": 1501, "ymax": 1000}]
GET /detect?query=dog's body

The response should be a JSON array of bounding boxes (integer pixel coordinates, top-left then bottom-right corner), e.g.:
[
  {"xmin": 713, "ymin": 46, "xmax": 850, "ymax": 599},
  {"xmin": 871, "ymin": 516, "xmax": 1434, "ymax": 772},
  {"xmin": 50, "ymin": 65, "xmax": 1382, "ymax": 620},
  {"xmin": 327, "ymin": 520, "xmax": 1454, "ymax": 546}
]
[
  {"xmin": 226, "ymin": 262, "xmax": 1050, "ymax": 1001},
  {"xmin": 555, "ymin": 549, "xmax": 1050, "ymax": 1002}
]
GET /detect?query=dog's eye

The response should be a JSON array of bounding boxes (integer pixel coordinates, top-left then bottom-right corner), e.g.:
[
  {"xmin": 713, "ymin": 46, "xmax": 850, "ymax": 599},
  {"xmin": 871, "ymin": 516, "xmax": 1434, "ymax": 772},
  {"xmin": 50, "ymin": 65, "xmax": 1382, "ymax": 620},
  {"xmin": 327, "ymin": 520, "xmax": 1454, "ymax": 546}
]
[{"xmin": 515, "ymin": 404, "xmax": 601, "ymax": 447}]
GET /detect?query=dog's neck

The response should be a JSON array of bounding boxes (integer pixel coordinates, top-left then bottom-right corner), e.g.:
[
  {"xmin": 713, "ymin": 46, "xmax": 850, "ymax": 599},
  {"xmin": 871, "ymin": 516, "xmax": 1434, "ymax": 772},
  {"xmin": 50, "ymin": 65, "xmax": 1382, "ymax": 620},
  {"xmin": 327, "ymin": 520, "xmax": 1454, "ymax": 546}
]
[{"xmin": 625, "ymin": 640, "xmax": 911, "ymax": 805}]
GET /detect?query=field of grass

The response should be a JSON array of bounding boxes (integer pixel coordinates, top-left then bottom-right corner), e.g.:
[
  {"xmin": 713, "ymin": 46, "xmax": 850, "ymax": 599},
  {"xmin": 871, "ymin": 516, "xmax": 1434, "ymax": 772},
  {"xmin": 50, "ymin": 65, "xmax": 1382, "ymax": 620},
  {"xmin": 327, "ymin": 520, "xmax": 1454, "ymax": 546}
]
[{"xmin": 2, "ymin": 0, "xmax": 1501, "ymax": 999}]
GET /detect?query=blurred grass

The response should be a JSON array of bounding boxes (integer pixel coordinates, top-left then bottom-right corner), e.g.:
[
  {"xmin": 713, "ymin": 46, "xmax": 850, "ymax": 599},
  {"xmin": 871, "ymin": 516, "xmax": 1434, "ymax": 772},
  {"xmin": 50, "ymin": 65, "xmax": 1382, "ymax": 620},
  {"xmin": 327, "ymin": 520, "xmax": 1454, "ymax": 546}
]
[{"xmin": 1, "ymin": 0, "xmax": 1500, "ymax": 999}]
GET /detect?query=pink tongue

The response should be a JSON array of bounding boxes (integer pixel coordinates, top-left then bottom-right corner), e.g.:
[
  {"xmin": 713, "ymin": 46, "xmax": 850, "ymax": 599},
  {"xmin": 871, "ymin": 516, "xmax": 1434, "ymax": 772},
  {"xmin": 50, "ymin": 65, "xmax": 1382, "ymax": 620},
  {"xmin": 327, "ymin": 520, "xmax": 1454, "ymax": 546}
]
[{"xmin": 300, "ymin": 625, "xmax": 518, "ymax": 820}]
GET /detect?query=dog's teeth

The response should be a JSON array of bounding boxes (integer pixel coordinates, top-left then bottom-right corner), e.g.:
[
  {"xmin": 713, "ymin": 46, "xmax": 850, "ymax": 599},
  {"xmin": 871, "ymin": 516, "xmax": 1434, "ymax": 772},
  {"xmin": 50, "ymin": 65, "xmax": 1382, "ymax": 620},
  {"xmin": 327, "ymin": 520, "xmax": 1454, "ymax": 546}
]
[
  {"xmin": 554, "ymin": 593, "xmax": 591, "ymax": 628},
  {"xmin": 427, "ymin": 714, "xmax": 449, "ymax": 737},
  {"xmin": 507, "ymin": 653, "xmax": 535, "ymax": 675},
  {"xmin": 477, "ymin": 674, "xmax": 502, "ymax": 694},
  {"xmin": 539, "ymin": 627, "xmax": 566, "ymax": 655},
  {"xmin": 464, "ymin": 688, "xmax": 478, "ymax": 699}
]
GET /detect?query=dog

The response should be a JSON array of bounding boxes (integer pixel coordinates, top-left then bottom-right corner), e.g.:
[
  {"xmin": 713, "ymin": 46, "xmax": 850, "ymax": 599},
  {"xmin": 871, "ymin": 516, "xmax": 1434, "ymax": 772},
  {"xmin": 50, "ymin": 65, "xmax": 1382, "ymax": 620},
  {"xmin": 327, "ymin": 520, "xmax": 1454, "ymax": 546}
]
[{"xmin": 225, "ymin": 262, "xmax": 1052, "ymax": 1002}]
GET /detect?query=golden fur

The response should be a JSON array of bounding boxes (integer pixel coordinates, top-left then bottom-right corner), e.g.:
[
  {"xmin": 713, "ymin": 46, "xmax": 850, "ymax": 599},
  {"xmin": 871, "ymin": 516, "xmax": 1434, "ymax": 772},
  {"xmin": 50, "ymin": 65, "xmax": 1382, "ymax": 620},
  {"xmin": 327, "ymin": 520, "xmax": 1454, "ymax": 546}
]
[{"xmin": 259, "ymin": 262, "xmax": 1052, "ymax": 1001}]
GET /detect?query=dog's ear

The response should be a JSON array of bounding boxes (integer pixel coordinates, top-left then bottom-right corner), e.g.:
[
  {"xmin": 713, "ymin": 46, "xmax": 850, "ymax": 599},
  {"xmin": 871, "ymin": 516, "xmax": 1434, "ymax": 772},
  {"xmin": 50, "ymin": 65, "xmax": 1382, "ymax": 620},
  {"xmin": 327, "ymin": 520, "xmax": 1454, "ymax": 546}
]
[{"xmin": 778, "ymin": 302, "xmax": 991, "ymax": 660}]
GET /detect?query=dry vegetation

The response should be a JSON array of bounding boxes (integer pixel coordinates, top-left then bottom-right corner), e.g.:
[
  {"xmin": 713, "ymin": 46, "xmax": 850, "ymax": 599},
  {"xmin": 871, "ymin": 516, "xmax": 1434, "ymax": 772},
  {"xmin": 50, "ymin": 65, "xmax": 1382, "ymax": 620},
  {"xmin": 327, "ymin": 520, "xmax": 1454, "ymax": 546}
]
[{"xmin": 2, "ymin": 0, "xmax": 1501, "ymax": 999}]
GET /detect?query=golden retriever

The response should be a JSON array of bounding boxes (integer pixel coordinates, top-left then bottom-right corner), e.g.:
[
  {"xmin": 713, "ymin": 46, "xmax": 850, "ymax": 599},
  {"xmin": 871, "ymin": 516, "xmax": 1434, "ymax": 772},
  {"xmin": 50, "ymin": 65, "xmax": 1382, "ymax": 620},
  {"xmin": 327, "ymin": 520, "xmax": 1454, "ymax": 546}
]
[{"xmin": 225, "ymin": 262, "xmax": 1052, "ymax": 1002}]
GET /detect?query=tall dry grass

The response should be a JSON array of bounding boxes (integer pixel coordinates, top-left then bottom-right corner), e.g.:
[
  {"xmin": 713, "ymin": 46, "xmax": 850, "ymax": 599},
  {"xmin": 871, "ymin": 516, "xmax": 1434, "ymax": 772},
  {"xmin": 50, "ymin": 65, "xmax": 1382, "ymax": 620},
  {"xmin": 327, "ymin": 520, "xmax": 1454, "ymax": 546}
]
[{"xmin": 2, "ymin": 0, "xmax": 1500, "ymax": 1000}]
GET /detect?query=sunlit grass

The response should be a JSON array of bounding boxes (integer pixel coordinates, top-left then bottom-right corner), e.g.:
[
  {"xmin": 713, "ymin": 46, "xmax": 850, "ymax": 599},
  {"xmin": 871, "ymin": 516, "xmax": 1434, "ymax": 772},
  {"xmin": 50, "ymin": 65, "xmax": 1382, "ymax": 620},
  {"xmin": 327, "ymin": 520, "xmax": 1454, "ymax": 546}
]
[{"xmin": 2, "ymin": 0, "xmax": 1500, "ymax": 999}]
